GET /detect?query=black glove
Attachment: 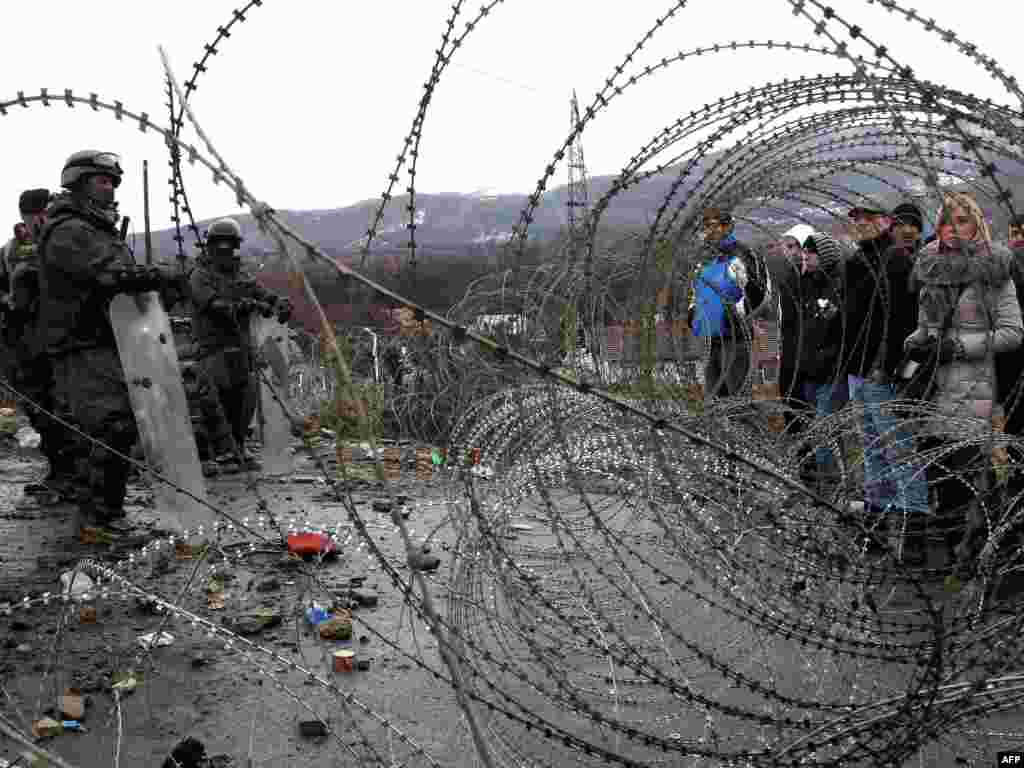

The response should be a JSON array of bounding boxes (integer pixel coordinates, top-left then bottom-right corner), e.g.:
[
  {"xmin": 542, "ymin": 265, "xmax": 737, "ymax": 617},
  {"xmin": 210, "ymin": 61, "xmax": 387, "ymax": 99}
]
[
  {"xmin": 114, "ymin": 266, "xmax": 164, "ymax": 293},
  {"xmin": 687, "ymin": 306, "xmax": 696, "ymax": 331},
  {"xmin": 276, "ymin": 299, "xmax": 292, "ymax": 324},
  {"xmin": 938, "ymin": 336, "xmax": 963, "ymax": 364},
  {"xmin": 905, "ymin": 335, "xmax": 937, "ymax": 363},
  {"xmin": 235, "ymin": 297, "xmax": 259, "ymax": 316}
]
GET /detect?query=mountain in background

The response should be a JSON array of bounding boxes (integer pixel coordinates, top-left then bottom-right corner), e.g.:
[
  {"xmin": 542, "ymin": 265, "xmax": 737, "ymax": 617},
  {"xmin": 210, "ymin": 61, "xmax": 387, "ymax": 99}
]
[
  {"xmin": 149, "ymin": 146, "xmax": 1020, "ymax": 268},
  {"xmin": 148, "ymin": 165, "xmax": 710, "ymax": 265},
  {"xmin": 148, "ymin": 148, "xmax": 1023, "ymax": 334}
]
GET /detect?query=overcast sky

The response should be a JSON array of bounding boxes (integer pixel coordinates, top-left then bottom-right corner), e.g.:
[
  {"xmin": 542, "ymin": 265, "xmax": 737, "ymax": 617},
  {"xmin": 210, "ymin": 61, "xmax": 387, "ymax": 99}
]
[{"xmin": 0, "ymin": 0, "xmax": 1017, "ymax": 236}]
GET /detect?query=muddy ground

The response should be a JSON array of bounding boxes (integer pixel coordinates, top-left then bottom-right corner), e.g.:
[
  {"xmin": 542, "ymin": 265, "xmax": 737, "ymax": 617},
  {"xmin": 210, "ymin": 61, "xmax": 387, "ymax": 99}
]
[
  {"xmin": 0, "ymin": 436, "xmax": 475, "ymax": 767},
  {"xmin": 0, "ymin": 431, "xmax": 1023, "ymax": 766}
]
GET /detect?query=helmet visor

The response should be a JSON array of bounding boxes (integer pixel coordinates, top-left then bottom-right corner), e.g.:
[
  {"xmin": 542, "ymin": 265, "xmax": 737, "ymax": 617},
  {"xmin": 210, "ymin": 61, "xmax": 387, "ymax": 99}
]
[
  {"xmin": 68, "ymin": 152, "xmax": 123, "ymax": 188},
  {"xmin": 92, "ymin": 153, "xmax": 123, "ymax": 186}
]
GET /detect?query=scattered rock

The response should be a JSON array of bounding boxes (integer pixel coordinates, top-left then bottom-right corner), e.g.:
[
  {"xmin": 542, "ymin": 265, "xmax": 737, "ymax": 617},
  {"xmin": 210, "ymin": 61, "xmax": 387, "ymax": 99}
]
[
  {"xmin": 10, "ymin": 620, "xmax": 30, "ymax": 632},
  {"xmin": 162, "ymin": 736, "xmax": 207, "ymax": 768},
  {"xmin": 15, "ymin": 643, "xmax": 30, "ymax": 654},
  {"xmin": 191, "ymin": 653, "xmax": 210, "ymax": 668},
  {"xmin": 371, "ymin": 500, "xmax": 392, "ymax": 514},
  {"xmin": 135, "ymin": 596, "xmax": 164, "ymax": 615},
  {"xmin": 350, "ymin": 591, "xmax": 378, "ymax": 609},
  {"xmin": 255, "ymin": 577, "xmax": 280, "ymax": 593},
  {"xmin": 277, "ymin": 554, "xmax": 303, "ymax": 570},
  {"xmin": 408, "ymin": 550, "xmax": 441, "ymax": 573},
  {"xmin": 138, "ymin": 631, "xmax": 175, "ymax": 650},
  {"xmin": 224, "ymin": 608, "xmax": 282, "ymax": 636},
  {"xmin": 299, "ymin": 720, "xmax": 328, "ymax": 739},
  {"xmin": 355, "ymin": 659, "xmax": 371, "ymax": 671}
]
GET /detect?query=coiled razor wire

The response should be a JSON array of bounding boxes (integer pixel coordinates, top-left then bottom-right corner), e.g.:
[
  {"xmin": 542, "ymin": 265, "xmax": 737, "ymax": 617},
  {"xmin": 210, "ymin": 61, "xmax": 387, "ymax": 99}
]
[{"xmin": 1, "ymin": 1, "xmax": 1024, "ymax": 766}]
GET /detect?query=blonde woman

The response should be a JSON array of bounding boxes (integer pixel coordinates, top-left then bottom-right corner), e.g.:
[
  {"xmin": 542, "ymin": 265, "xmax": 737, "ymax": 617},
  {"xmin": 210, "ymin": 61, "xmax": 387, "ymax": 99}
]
[{"xmin": 902, "ymin": 191, "xmax": 1023, "ymax": 570}]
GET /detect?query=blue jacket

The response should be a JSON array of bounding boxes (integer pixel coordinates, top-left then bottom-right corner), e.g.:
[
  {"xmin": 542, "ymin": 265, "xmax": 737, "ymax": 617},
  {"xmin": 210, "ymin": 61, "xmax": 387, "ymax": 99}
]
[{"xmin": 693, "ymin": 252, "xmax": 747, "ymax": 338}]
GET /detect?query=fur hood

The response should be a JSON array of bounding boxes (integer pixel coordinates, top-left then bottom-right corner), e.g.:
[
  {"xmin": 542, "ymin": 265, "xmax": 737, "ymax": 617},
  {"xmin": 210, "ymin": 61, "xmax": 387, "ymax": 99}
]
[
  {"xmin": 912, "ymin": 239, "xmax": 1013, "ymax": 289},
  {"xmin": 911, "ymin": 240, "xmax": 1013, "ymax": 325}
]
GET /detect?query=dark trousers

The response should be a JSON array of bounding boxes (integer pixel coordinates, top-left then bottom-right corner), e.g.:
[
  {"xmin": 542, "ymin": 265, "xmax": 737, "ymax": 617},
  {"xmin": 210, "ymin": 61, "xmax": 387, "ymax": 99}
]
[
  {"xmin": 52, "ymin": 347, "xmax": 137, "ymax": 511},
  {"xmin": 908, "ymin": 439, "xmax": 990, "ymax": 561},
  {"xmin": 198, "ymin": 348, "xmax": 258, "ymax": 452},
  {"xmin": 4, "ymin": 338, "xmax": 75, "ymax": 479},
  {"xmin": 704, "ymin": 335, "xmax": 750, "ymax": 399},
  {"xmin": 184, "ymin": 367, "xmax": 236, "ymax": 460}
]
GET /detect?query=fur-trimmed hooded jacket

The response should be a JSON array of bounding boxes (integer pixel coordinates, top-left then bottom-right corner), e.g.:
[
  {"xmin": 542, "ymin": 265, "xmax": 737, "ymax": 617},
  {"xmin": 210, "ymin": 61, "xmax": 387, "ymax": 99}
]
[{"xmin": 905, "ymin": 240, "xmax": 1023, "ymax": 436}]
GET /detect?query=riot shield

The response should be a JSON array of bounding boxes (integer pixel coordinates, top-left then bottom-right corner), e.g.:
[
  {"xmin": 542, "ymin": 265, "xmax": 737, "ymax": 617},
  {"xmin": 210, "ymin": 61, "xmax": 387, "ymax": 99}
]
[
  {"xmin": 251, "ymin": 315, "xmax": 294, "ymax": 476},
  {"xmin": 109, "ymin": 292, "xmax": 208, "ymax": 534}
]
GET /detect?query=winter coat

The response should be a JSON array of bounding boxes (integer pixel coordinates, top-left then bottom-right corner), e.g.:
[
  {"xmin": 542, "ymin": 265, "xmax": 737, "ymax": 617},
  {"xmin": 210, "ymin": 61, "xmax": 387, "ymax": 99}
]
[
  {"xmin": 36, "ymin": 196, "xmax": 135, "ymax": 356},
  {"xmin": 995, "ymin": 244, "xmax": 1024, "ymax": 430},
  {"xmin": 905, "ymin": 241, "xmax": 1023, "ymax": 439},
  {"xmin": 838, "ymin": 235, "xmax": 919, "ymax": 380},
  {"xmin": 691, "ymin": 240, "xmax": 770, "ymax": 338},
  {"xmin": 189, "ymin": 262, "xmax": 279, "ymax": 356},
  {"xmin": 778, "ymin": 267, "xmax": 842, "ymax": 384},
  {"xmin": 0, "ymin": 237, "xmax": 41, "ymax": 351}
]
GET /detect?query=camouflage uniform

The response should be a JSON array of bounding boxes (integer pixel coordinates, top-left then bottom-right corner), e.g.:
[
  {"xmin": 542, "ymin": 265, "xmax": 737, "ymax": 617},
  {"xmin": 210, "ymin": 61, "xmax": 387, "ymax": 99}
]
[
  {"xmin": 37, "ymin": 193, "xmax": 165, "ymax": 521},
  {"xmin": 189, "ymin": 259, "xmax": 284, "ymax": 462},
  {"xmin": 181, "ymin": 360, "xmax": 236, "ymax": 463},
  {"xmin": 0, "ymin": 229, "xmax": 77, "ymax": 489}
]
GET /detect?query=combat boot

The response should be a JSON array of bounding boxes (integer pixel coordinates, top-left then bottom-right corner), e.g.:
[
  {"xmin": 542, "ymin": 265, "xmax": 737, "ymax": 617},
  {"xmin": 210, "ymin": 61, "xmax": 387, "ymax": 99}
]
[{"xmin": 78, "ymin": 500, "xmax": 132, "ymax": 533}]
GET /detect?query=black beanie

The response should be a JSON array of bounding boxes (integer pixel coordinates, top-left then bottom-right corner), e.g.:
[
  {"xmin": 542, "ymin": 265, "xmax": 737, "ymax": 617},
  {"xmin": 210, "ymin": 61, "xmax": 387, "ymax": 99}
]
[
  {"xmin": 891, "ymin": 202, "xmax": 924, "ymax": 231},
  {"xmin": 18, "ymin": 188, "xmax": 50, "ymax": 215}
]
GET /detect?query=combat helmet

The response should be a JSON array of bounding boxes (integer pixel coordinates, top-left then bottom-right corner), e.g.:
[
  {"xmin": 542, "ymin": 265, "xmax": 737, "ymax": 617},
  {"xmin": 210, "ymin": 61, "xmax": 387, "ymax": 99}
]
[
  {"xmin": 206, "ymin": 218, "xmax": 243, "ymax": 244},
  {"xmin": 60, "ymin": 151, "xmax": 123, "ymax": 190}
]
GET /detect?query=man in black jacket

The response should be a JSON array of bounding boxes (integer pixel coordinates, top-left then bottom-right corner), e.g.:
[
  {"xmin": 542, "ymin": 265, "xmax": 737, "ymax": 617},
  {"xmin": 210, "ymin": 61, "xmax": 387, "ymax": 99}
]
[
  {"xmin": 782, "ymin": 232, "xmax": 846, "ymax": 481},
  {"xmin": 840, "ymin": 199, "xmax": 929, "ymax": 550}
]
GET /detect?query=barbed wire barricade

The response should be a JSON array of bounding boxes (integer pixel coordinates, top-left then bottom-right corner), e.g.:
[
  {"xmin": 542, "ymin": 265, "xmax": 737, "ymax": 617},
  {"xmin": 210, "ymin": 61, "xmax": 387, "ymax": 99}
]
[{"xmin": 1, "ymin": 1, "xmax": 1024, "ymax": 766}]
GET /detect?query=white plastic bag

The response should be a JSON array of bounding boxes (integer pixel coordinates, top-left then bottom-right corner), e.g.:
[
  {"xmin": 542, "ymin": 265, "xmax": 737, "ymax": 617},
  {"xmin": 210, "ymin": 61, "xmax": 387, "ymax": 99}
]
[
  {"xmin": 15, "ymin": 426, "xmax": 40, "ymax": 449},
  {"xmin": 60, "ymin": 570, "xmax": 95, "ymax": 599}
]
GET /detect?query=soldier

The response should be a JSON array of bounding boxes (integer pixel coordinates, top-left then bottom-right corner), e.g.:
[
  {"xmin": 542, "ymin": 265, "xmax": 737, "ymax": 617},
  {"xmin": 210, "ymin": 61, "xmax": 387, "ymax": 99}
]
[
  {"xmin": 37, "ymin": 150, "xmax": 171, "ymax": 529},
  {"xmin": 0, "ymin": 188, "xmax": 80, "ymax": 499},
  {"xmin": 189, "ymin": 218, "xmax": 292, "ymax": 470}
]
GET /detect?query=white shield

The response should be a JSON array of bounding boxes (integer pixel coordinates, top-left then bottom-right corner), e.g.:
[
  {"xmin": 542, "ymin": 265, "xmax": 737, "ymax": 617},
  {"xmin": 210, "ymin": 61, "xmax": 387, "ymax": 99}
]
[{"xmin": 109, "ymin": 292, "xmax": 209, "ymax": 533}]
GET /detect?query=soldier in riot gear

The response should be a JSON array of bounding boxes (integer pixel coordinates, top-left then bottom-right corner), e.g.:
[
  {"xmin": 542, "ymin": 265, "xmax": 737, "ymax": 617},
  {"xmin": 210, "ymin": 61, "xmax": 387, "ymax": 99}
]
[
  {"xmin": 0, "ymin": 188, "xmax": 80, "ymax": 499},
  {"xmin": 37, "ymin": 150, "xmax": 172, "ymax": 528},
  {"xmin": 189, "ymin": 217, "xmax": 292, "ymax": 470}
]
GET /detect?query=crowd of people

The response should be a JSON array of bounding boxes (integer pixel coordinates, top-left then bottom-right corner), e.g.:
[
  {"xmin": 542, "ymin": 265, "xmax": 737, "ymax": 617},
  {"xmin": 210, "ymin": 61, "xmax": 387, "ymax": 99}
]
[
  {"xmin": 0, "ymin": 149, "xmax": 291, "ymax": 531},
  {"xmin": 689, "ymin": 193, "xmax": 1024, "ymax": 574}
]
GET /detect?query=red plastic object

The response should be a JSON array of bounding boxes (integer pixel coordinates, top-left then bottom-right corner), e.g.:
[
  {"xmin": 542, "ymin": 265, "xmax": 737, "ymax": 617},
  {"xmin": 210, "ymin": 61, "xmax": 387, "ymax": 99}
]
[{"xmin": 287, "ymin": 532, "xmax": 338, "ymax": 557}]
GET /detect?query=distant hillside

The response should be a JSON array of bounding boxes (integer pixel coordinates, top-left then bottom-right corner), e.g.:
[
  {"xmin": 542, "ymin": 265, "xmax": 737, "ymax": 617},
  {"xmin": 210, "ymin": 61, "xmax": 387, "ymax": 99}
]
[
  {"xmin": 149, "ymin": 150, "xmax": 1021, "ymax": 270},
  {"xmin": 150, "ymin": 146, "xmax": 1024, "ymax": 336}
]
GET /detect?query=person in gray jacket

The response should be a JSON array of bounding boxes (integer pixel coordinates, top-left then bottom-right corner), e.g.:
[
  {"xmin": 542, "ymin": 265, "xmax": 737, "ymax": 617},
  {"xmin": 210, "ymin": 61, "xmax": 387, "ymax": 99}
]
[{"xmin": 903, "ymin": 191, "xmax": 1023, "ymax": 572}]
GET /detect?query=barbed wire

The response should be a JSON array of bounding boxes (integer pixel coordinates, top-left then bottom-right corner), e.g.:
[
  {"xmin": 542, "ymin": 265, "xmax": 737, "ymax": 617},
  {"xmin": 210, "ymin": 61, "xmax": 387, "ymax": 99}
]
[{"xmin": 4, "ymin": 1, "xmax": 1024, "ymax": 766}]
